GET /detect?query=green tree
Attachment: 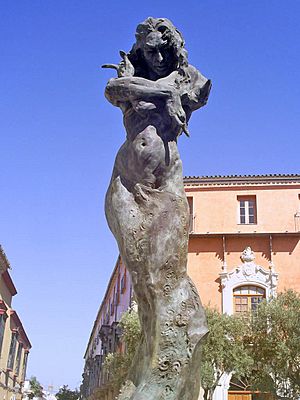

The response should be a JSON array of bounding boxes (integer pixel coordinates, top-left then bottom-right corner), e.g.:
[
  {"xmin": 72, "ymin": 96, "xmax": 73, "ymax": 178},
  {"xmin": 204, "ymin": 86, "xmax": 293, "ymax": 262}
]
[
  {"xmin": 250, "ymin": 290, "xmax": 300, "ymax": 399},
  {"xmin": 200, "ymin": 308, "xmax": 254, "ymax": 400},
  {"xmin": 28, "ymin": 376, "xmax": 43, "ymax": 399},
  {"xmin": 56, "ymin": 385, "xmax": 79, "ymax": 400},
  {"xmin": 103, "ymin": 306, "xmax": 141, "ymax": 390},
  {"xmin": 101, "ymin": 291, "xmax": 300, "ymax": 400}
]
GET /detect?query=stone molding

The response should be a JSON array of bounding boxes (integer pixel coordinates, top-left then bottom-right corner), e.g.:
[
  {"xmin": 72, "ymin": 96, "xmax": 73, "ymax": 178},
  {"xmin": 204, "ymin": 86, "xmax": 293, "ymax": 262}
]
[
  {"xmin": 220, "ymin": 247, "xmax": 278, "ymax": 315},
  {"xmin": 184, "ymin": 174, "xmax": 300, "ymax": 187}
]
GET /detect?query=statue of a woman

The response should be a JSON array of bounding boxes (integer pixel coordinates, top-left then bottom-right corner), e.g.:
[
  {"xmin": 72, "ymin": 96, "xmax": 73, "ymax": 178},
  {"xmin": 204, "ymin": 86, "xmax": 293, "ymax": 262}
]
[{"xmin": 103, "ymin": 17, "xmax": 211, "ymax": 400}]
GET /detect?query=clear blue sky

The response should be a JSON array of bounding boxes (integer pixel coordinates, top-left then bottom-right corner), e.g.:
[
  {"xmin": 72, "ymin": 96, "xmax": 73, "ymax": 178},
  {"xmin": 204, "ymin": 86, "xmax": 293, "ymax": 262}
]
[{"xmin": 0, "ymin": 0, "xmax": 299, "ymax": 390}]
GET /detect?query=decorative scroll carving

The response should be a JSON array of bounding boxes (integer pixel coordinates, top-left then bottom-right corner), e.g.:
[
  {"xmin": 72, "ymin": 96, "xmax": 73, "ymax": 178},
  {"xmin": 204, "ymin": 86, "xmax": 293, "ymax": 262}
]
[
  {"xmin": 240, "ymin": 246, "xmax": 255, "ymax": 263},
  {"xmin": 220, "ymin": 247, "xmax": 279, "ymax": 314}
]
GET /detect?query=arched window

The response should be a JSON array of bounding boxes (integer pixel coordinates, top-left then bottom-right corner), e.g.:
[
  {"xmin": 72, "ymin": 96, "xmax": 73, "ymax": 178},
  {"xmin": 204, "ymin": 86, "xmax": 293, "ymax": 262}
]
[{"xmin": 233, "ymin": 285, "xmax": 265, "ymax": 314}]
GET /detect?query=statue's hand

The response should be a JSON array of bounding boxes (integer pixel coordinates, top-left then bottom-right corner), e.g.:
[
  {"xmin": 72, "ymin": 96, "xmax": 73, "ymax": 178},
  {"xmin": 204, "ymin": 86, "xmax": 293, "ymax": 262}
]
[
  {"xmin": 166, "ymin": 93, "xmax": 190, "ymax": 137},
  {"xmin": 118, "ymin": 51, "xmax": 135, "ymax": 77},
  {"xmin": 132, "ymin": 100, "xmax": 157, "ymax": 116},
  {"xmin": 102, "ymin": 50, "xmax": 135, "ymax": 78}
]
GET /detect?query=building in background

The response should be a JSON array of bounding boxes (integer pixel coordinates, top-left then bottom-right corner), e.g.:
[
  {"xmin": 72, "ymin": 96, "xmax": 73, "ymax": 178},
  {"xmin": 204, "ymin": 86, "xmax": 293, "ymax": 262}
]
[
  {"xmin": 81, "ymin": 257, "xmax": 132, "ymax": 400},
  {"xmin": 82, "ymin": 174, "xmax": 300, "ymax": 400},
  {"xmin": 0, "ymin": 246, "xmax": 31, "ymax": 400},
  {"xmin": 185, "ymin": 174, "xmax": 300, "ymax": 399},
  {"xmin": 185, "ymin": 174, "xmax": 300, "ymax": 313}
]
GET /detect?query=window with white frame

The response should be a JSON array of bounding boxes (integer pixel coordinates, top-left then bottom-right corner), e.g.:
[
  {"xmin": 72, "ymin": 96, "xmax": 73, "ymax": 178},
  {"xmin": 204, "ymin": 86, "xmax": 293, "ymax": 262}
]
[
  {"xmin": 233, "ymin": 285, "xmax": 265, "ymax": 314},
  {"xmin": 238, "ymin": 196, "xmax": 257, "ymax": 224}
]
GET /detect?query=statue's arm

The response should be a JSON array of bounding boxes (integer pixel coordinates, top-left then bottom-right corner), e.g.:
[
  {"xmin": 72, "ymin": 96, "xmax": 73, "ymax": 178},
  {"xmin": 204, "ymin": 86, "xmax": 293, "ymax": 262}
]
[
  {"xmin": 104, "ymin": 73, "xmax": 195, "ymax": 137},
  {"xmin": 104, "ymin": 76, "xmax": 175, "ymax": 107}
]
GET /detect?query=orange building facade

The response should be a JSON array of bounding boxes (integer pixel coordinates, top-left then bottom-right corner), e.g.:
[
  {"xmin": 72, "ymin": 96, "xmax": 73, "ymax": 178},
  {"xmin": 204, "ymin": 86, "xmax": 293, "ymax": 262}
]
[
  {"xmin": 185, "ymin": 174, "xmax": 300, "ymax": 311},
  {"xmin": 185, "ymin": 174, "xmax": 300, "ymax": 399},
  {"xmin": 82, "ymin": 174, "xmax": 300, "ymax": 400}
]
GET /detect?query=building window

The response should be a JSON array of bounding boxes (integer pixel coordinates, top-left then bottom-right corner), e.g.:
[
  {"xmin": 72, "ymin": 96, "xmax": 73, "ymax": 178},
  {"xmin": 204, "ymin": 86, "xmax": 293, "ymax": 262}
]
[
  {"xmin": 21, "ymin": 351, "xmax": 29, "ymax": 381},
  {"xmin": 295, "ymin": 194, "xmax": 300, "ymax": 231},
  {"xmin": 116, "ymin": 280, "xmax": 120, "ymax": 305},
  {"xmin": 121, "ymin": 272, "xmax": 126, "ymax": 293},
  {"xmin": 238, "ymin": 196, "xmax": 257, "ymax": 224},
  {"xmin": 15, "ymin": 342, "xmax": 23, "ymax": 375},
  {"xmin": 0, "ymin": 313, "xmax": 7, "ymax": 357},
  {"xmin": 110, "ymin": 298, "xmax": 114, "ymax": 316},
  {"xmin": 7, "ymin": 331, "xmax": 18, "ymax": 370},
  {"xmin": 187, "ymin": 196, "xmax": 194, "ymax": 233},
  {"xmin": 233, "ymin": 285, "xmax": 265, "ymax": 314}
]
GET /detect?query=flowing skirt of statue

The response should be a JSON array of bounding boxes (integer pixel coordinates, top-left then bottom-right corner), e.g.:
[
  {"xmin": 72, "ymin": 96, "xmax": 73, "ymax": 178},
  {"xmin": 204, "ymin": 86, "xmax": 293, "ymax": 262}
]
[{"xmin": 105, "ymin": 123, "xmax": 208, "ymax": 400}]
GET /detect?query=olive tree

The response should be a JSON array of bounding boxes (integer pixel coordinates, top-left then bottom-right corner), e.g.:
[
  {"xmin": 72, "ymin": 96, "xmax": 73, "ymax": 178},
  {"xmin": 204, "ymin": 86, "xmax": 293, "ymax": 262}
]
[
  {"xmin": 200, "ymin": 308, "xmax": 254, "ymax": 400},
  {"xmin": 250, "ymin": 290, "xmax": 300, "ymax": 399},
  {"xmin": 103, "ymin": 307, "xmax": 141, "ymax": 390}
]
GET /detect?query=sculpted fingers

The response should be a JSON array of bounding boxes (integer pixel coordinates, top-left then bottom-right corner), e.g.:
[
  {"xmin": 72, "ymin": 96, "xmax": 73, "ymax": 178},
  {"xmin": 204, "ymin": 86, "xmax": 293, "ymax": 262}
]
[
  {"xmin": 101, "ymin": 51, "xmax": 135, "ymax": 78},
  {"xmin": 119, "ymin": 50, "xmax": 135, "ymax": 77}
]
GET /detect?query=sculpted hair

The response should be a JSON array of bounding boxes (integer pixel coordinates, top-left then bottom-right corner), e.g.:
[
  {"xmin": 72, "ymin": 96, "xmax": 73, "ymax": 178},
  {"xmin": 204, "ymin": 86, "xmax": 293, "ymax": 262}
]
[{"xmin": 128, "ymin": 17, "xmax": 190, "ymax": 81}]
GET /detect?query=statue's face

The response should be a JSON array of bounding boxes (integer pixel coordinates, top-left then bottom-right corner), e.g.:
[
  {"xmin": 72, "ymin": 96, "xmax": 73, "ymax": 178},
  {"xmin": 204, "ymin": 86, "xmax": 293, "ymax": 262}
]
[{"xmin": 142, "ymin": 31, "xmax": 174, "ymax": 77}]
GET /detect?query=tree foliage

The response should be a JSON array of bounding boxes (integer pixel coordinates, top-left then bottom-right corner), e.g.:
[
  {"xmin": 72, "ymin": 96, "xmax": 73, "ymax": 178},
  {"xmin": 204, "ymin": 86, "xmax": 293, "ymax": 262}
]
[
  {"xmin": 28, "ymin": 376, "xmax": 43, "ymax": 399},
  {"xmin": 103, "ymin": 306, "xmax": 141, "ymax": 389},
  {"xmin": 102, "ymin": 291, "xmax": 300, "ymax": 400},
  {"xmin": 250, "ymin": 290, "xmax": 300, "ymax": 399},
  {"xmin": 200, "ymin": 308, "xmax": 253, "ymax": 400},
  {"xmin": 56, "ymin": 385, "xmax": 80, "ymax": 400},
  {"xmin": 202, "ymin": 291, "xmax": 300, "ymax": 399}
]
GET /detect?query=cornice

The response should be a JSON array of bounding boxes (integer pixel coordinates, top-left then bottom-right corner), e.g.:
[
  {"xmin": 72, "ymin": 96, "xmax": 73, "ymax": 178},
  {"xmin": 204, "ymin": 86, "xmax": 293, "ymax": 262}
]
[
  {"xmin": 184, "ymin": 174, "xmax": 300, "ymax": 187},
  {"xmin": 0, "ymin": 245, "xmax": 11, "ymax": 274},
  {"xmin": 189, "ymin": 232, "xmax": 300, "ymax": 238},
  {"xmin": 9, "ymin": 310, "xmax": 32, "ymax": 349},
  {"xmin": 2, "ymin": 271, "xmax": 17, "ymax": 296}
]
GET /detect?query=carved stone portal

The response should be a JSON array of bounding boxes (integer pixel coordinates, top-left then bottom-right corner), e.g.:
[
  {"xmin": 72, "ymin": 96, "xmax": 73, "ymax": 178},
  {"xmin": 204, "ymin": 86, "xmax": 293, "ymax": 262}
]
[{"xmin": 103, "ymin": 17, "xmax": 211, "ymax": 399}]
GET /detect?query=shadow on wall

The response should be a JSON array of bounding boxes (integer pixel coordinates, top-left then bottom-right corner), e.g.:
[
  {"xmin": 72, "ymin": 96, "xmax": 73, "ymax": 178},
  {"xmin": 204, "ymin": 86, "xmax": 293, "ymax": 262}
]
[
  {"xmin": 188, "ymin": 234, "xmax": 299, "ymax": 266},
  {"xmin": 188, "ymin": 237, "xmax": 223, "ymax": 259},
  {"xmin": 272, "ymin": 236, "xmax": 299, "ymax": 255}
]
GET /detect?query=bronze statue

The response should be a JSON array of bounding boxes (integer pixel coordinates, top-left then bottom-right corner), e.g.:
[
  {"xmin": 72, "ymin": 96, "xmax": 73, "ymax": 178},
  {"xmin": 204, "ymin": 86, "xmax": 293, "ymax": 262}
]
[{"xmin": 103, "ymin": 17, "xmax": 211, "ymax": 400}]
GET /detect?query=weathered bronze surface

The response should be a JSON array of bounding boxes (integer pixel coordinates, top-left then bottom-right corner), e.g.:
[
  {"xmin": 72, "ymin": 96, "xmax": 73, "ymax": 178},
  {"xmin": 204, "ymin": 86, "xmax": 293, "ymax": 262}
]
[{"xmin": 103, "ymin": 17, "xmax": 211, "ymax": 400}]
